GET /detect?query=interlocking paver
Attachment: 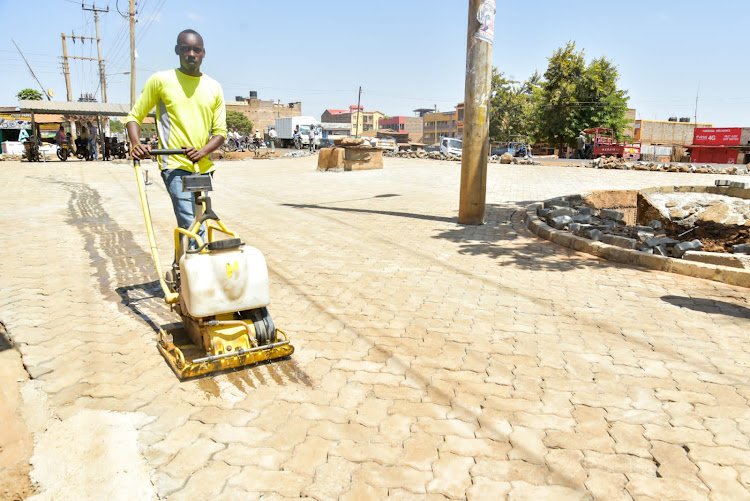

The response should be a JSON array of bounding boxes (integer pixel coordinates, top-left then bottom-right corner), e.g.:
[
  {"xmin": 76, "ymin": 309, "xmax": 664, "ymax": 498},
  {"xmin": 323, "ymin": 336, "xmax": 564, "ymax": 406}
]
[{"xmin": 3, "ymin": 157, "xmax": 750, "ymax": 499}]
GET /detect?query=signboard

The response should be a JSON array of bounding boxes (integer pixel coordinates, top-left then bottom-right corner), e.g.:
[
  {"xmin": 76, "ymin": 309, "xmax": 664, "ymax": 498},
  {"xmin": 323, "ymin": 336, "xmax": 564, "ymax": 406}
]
[
  {"xmin": 39, "ymin": 123, "xmax": 60, "ymax": 140},
  {"xmin": 0, "ymin": 114, "xmax": 32, "ymax": 130},
  {"xmin": 475, "ymin": 0, "xmax": 495, "ymax": 44},
  {"xmin": 693, "ymin": 127, "xmax": 742, "ymax": 146}
]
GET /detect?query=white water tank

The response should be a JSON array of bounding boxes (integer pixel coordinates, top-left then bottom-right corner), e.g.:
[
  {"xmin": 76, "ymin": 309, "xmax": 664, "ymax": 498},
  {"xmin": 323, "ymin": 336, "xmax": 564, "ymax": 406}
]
[{"xmin": 179, "ymin": 245, "xmax": 270, "ymax": 317}]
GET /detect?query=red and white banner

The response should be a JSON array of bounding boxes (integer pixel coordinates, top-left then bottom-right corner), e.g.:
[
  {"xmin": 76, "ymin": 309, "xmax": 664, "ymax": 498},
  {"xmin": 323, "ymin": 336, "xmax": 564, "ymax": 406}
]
[{"xmin": 693, "ymin": 127, "xmax": 742, "ymax": 146}]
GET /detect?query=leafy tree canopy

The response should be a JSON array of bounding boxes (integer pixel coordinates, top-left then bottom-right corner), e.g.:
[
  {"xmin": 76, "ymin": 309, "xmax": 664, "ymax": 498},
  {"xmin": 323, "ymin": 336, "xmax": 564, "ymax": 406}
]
[
  {"xmin": 490, "ymin": 41, "xmax": 629, "ymax": 149},
  {"xmin": 109, "ymin": 118, "xmax": 125, "ymax": 134},
  {"xmin": 227, "ymin": 110, "xmax": 254, "ymax": 136},
  {"xmin": 530, "ymin": 41, "xmax": 629, "ymax": 147},
  {"xmin": 17, "ymin": 88, "xmax": 43, "ymax": 100}
]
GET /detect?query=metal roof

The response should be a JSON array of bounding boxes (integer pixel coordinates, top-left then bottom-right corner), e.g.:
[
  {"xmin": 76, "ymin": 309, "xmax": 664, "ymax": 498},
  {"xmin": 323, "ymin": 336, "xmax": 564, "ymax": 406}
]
[{"xmin": 17, "ymin": 100, "xmax": 149, "ymax": 117}]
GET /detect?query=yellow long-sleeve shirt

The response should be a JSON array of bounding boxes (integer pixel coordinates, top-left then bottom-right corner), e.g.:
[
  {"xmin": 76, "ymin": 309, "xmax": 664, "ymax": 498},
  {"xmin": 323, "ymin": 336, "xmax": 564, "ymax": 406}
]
[{"xmin": 125, "ymin": 69, "xmax": 227, "ymax": 173}]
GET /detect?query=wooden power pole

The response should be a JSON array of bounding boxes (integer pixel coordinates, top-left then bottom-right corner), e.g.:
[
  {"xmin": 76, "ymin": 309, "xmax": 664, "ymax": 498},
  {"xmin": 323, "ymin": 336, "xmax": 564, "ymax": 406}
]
[
  {"xmin": 82, "ymin": 4, "xmax": 109, "ymax": 103},
  {"xmin": 458, "ymin": 0, "xmax": 495, "ymax": 225},
  {"xmin": 354, "ymin": 86, "xmax": 362, "ymax": 138},
  {"xmin": 434, "ymin": 104, "xmax": 437, "ymax": 145},
  {"xmin": 130, "ymin": 0, "xmax": 136, "ymax": 107},
  {"xmin": 60, "ymin": 34, "xmax": 73, "ymax": 101}
]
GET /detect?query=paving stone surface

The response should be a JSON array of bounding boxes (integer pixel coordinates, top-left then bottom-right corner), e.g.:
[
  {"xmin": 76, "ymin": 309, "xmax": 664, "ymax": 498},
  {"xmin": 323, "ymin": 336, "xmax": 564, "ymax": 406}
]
[{"xmin": 2, "ymin": 156, "xmax": 750, "ymax": 499}]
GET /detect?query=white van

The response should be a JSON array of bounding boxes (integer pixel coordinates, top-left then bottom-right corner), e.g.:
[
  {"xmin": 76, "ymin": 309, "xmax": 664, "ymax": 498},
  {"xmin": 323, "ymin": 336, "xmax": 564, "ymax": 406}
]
[{"xmin": 440, "ymin": 137, "xmax": 462, "ymax": 156}]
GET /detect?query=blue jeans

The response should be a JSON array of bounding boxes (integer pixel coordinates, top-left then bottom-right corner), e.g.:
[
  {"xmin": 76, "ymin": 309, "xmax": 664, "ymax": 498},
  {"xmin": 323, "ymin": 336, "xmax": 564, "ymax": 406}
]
[
  {"xmin": 89, "ymin": 139, "xmax": 98, "ymax": 160},
  {"xmin": 161, "ymin": 169, "xmax": 209, "ymax": 248}
]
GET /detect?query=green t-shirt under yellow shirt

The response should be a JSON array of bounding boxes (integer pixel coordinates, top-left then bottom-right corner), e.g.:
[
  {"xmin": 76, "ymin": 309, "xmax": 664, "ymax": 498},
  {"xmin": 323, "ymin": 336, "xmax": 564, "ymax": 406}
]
[{"xmin": 125, "ymin": 68, "xmax": 227, "ymax": 173}]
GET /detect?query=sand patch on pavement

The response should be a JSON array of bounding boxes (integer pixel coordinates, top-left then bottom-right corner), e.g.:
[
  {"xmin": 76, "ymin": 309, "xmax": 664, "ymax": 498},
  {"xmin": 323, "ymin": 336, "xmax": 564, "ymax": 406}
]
[
  {"xmin": 0, "ymin": 324, "xmax": 35, "ymax": 500},
  {"xmin": 23, "ymin": 394, "xmax": 156, "ymax": 501}
]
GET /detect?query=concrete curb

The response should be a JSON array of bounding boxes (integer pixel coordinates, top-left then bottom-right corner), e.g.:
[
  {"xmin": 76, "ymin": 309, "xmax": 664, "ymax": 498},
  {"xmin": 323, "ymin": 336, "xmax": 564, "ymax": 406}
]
[{"xmin": 523, "ymin": 205, "xmax": 750, "ymax": 289}]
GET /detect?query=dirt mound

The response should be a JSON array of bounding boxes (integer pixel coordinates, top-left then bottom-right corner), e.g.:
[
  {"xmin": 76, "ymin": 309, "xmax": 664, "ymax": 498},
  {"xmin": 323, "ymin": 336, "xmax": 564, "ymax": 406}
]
[{"xmin": 664, "ymin": 222, "xmax": 750, "ymax": 253}]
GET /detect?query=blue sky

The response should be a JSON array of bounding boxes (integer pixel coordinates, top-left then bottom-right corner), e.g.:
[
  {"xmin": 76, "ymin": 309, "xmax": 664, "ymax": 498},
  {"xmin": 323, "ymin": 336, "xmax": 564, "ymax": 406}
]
[{"xmin": 2, "ymin": 0, "xmax": 748, "ymax": 126}]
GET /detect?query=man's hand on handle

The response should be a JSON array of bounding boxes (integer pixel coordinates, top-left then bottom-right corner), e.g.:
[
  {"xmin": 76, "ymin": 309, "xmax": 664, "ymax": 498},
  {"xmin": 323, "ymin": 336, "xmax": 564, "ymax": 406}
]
[
  {"xmin": 130, "ymin": 143, "xmax": 152, "ymax": 160},
  {"xmin": 181, "ymin": 146, "xmax": 204, "ymax": 163}
]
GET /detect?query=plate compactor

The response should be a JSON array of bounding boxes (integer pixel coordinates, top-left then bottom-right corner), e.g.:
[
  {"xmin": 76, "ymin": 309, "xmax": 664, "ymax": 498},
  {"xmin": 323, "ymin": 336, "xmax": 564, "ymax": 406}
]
[{"xmin": 133, "ymin": 148, "xmax": 293, "ymax": 378}]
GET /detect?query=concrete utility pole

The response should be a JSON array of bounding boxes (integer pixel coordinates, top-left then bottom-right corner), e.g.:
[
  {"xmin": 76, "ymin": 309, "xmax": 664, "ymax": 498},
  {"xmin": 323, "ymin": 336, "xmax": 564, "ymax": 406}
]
[
  {"xmin": 60, "ymin": 34, "xmax": 73, "ymax": 101},
  {"xmin": 459, "ymin": 0, "xmax": 495, "ymax": 225},
  {"xmin": 355, "ymin": 86, "xmax": 362, "ymax": 138},
  {"xmin": 83, "ymin": 3, "xmax": 109, "ymax": 103},
  {"xmin": 130, "ymin": 0, "xmax": 136, "ymax": 107},
  {"xmin": 434, "ymin": 104, "xmax": 437, "ymax": 144}
]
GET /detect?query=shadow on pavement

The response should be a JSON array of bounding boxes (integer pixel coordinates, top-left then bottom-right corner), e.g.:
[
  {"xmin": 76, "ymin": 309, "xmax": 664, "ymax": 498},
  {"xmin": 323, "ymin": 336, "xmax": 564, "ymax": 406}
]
[
  {"xmin": 282, "ymin": 203, "xmax": 456, "ymax": 223},
  {"xmin": 0, "ymin": 321, "xmax": 12, "ymax": 352},
  {"xmin": 433, "ymin": 203, "xmax": 618, "ymax": 272},
  {"xmin": 115, "ymin": 280, "xmax": 165, "ymax": 333},
  {"xmin": 662, "ymin": 295, "xmax": 750, "ymax": 318}
]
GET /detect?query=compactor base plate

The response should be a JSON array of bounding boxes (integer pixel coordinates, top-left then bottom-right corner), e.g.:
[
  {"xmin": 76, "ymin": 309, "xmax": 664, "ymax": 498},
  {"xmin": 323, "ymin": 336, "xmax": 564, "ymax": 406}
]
[{"xmin": 157, "ymin": 325, "xmax": 294, "ymax": 379}]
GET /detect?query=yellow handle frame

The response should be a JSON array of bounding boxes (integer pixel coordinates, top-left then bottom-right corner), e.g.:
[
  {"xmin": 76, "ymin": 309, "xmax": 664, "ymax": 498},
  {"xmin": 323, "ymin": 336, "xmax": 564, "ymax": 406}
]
[{"xmin": 133, "ymin": 160, "xmax": 179, "ymax": 304}]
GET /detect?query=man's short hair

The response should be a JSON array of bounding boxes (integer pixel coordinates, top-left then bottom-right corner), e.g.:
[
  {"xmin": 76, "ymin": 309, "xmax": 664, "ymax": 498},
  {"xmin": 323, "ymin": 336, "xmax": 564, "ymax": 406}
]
[{"xmin": 176, "ymin": 29, "xmax": 203, "ymax": 45}]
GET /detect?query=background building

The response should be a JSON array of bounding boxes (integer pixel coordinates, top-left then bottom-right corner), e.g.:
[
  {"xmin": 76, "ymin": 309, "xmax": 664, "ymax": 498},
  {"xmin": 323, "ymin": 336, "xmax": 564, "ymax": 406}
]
[
  {"xmin": 378, "ymin": 116, "xmax": 423, "ymax": 143},
  {"xmin": 320, "ymin": 106, "xmax": 384, "ymax": 137},
  {"xmin": 634, "ymin": 118, "xmax": 713, "ymax": 161},
  {"xmin": 420, "ymin": 103, "xmax": 464, "ymax": 144},
  {"xmin": 226, "ymin": 91, "xmax": 301, "ymax": 134}
]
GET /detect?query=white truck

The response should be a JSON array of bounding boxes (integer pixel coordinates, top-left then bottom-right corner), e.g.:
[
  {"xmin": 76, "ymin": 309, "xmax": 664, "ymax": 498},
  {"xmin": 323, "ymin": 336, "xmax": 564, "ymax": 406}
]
[
  {"xmin": 274, "ymin": 116, "xmax": 318, "ymax": 149},
  {"xmin": 440, "ymin": 137, "xmax": 463, "ymax": 157}
]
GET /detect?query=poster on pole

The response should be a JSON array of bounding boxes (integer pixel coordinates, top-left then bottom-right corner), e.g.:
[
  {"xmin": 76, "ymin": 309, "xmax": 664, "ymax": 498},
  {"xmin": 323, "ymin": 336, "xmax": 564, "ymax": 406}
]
[{"xmin": 475, "ymin": 0, "xmax": 496, "ymax": 44}]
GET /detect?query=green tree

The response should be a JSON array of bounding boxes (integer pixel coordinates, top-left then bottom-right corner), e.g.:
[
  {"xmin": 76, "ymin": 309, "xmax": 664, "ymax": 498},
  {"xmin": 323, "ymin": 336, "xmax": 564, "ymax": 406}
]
[
  {"xmin": 17, "ymin": 88, "xmax": 43, "ymax": 100},
  {"xmin": 109, "ymin": 118, "xmax": 125, "ymax": 134},
  {"xmin": 489, "ymin": 70, "xmax": 536, "ymax": 142},
  {"xmin": 529, "ymin": 41, "xmax": 629, "ymax": 149},
  {"xmin": 575, "ymin": 56, "xmax": 630, "ymax": 139},
  {"xmin": 226, "ymin": 110, "xmax": 254, "ymax": 136}
]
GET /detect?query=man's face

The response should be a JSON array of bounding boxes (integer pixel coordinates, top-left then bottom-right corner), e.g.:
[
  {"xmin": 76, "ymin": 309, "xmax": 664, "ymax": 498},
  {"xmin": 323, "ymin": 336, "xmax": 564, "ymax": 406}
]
[{"xmin": 175, "ymin": 33, "xmax": 205, "ymax": 73}]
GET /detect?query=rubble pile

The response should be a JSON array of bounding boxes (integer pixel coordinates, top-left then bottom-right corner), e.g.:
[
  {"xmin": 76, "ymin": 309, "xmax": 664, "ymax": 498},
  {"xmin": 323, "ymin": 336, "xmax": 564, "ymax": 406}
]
[
  {"xmin": 646, "ymin": 187, "xmax": 750, "ymax": 228},
  {"xmin": 390, "ymin": 150, "xmax": 539, "ymax": 165},
  {"xmin": 283, "ymin": 150, "xmax": 314, "ymax": 158},
  {"xmin": 537, "ymin": 202, "xmax": 712, "ymax": 259},
  {"xmin": 0, "ymin": 153, "xmax": 23, "ymax": 161},
  {"xmin": 586, "ymin": 156, "xmax": 746, "ymax": 175}
]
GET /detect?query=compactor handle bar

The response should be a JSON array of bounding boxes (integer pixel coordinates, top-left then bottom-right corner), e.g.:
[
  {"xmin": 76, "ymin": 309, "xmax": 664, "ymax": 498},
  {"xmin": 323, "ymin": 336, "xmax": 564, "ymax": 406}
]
[{"xmin": 150, "ymin": 148, "xmax": 188, "ymax": 156}]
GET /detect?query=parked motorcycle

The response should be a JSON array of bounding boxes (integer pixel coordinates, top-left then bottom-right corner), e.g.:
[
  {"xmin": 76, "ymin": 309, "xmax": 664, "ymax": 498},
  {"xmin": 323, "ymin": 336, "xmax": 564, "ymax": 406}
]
[
  {"xmin": 112, "ymin": 140, "xmax": 128, "ymax": 159},
  {"xmin": 248, "ymin": 136, "xmax": 264, "ymax": 153},
  {"xmin": 75, "ymin": 138, "xmax": 92, "ymax": 161},
  {"xmin": 57, "ymin": 140, "xmax": 70, "ymax": 161}
]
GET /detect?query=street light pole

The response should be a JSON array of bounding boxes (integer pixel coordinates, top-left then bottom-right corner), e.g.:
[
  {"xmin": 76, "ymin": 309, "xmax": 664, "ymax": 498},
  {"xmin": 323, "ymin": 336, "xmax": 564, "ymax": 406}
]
[{"xmin": 459, "ymin": 0, "xmax": 495, "ymax": 225}]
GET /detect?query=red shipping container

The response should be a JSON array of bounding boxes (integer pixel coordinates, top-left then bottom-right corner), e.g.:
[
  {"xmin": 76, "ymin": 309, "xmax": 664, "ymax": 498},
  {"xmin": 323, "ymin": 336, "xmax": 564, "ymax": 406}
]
[{"xmin": 690, "ymin": 146, "xmax": 739, "ymax": 164}]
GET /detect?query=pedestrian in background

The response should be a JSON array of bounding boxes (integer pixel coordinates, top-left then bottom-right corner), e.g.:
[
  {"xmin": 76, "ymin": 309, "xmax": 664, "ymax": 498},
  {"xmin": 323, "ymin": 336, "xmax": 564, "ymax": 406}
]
[
  {"xmin": 309, "ymin": 125, "xmax": 316, "ymax": 152},
  {"xmin": 577, "ymin": 131, "xmax": 586, "ymax": 160},
  {"xmin": 268, "ymin": 127, "xmax": 277, "ymax": 153},
  {"xmin": 88, "ymin": 121, "xmax": 99, "ymax": 160}
]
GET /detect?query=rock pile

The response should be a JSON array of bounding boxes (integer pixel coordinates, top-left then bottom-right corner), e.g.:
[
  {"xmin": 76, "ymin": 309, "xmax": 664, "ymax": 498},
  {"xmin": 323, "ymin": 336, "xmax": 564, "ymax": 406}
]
[
  {"xmin": 390, "ymin": 150, "xmax": 540, "ymax": 165},
  {"xmin": 644, "ymin": 189, "xmax": 750, "ymax": 228},
  {"xmin": 0, "ymin": 153, "xmax": 23, "ymax": 161},
  {"xmin": 586, "ymin": 156, "xmax": 746, "ymax": 175},
  {"xmin": 283, "ymin": 150, "xmax": 314, "ymax": 158},
  {"xmin": 537, "ymin": 202, "xmax": 709, "ymax": 258}
]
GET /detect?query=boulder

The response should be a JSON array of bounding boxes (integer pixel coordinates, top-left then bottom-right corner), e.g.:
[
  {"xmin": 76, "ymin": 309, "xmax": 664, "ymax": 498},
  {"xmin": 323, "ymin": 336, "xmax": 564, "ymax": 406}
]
[
  {"xmin": 500, "ymin": 152, "xmax": 514, "ymax": 164},
  {"xmin": 697, "ymin": 203, "xmax": 731, "ymax": 224},
  {"xmin": 335, "ymin": 137, "xmax": 365, "ymax": 146}
]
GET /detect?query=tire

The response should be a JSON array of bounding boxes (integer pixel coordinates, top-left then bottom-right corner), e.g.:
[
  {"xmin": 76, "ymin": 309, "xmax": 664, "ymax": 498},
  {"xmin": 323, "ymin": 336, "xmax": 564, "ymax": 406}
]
[
  {"xmin": 225, "ymin": 139, "xmax": 238, "ymax": 152},
  {"xmin": 57, "ymin": 149, "xmax": 68, "ymax": 161}
]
